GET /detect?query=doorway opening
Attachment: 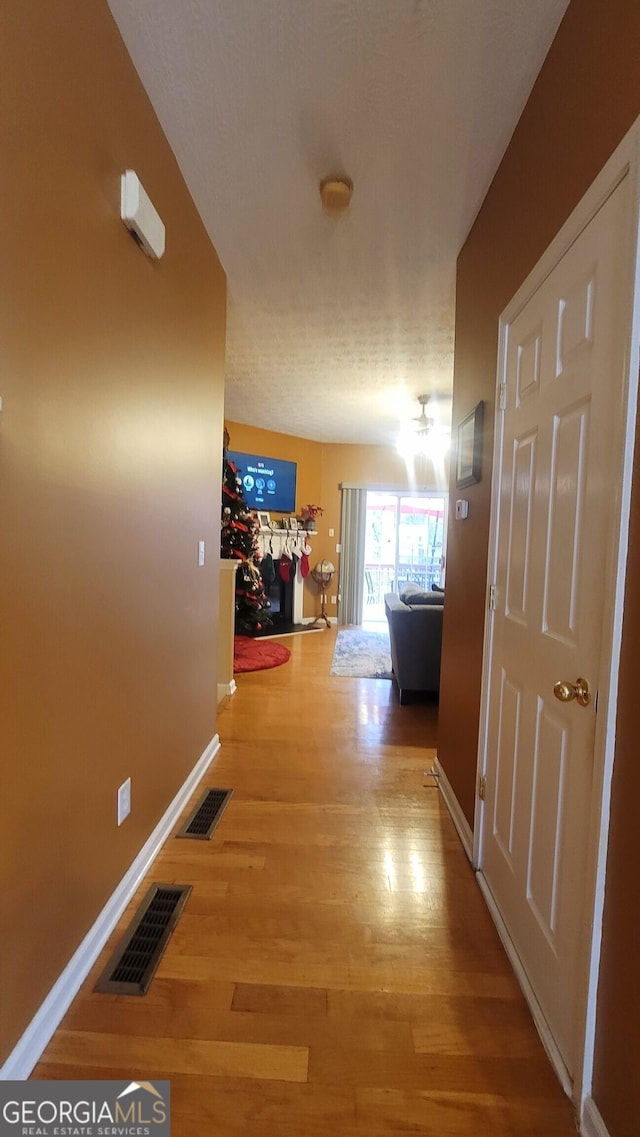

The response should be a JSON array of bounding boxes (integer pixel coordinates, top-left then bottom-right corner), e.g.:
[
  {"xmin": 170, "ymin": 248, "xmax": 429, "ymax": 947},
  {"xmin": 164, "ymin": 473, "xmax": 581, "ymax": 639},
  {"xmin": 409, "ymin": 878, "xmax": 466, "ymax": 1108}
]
[{"xmin": 363, "ymin": 492, "xmax": 447, "ymax": 624}]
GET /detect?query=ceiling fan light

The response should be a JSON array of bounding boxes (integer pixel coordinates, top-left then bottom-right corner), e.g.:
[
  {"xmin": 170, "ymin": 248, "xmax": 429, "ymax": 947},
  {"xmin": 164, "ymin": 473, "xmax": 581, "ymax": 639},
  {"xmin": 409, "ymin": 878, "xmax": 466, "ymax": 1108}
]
[
  {"xmin": 396, "ymin": 425, "xmax": 419, "ymax": 456},
  {"xmin": 397, "ymin": 394, "xmax": 451, "ymax": 460},
  {"xmin": 421, "ymin": 424, "xmax": 450, "ymax": 460}
]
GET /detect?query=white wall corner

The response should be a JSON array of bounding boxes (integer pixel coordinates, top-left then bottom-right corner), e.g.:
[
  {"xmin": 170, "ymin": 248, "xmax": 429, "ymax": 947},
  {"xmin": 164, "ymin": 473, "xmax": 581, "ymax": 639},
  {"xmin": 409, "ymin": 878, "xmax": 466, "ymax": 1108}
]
[
  {"xmin": 433, "ymin": 756, "xmax": 474, "ymax": 861},
  {"xmin": 581, "ymin": 1097, "xmax": 612, "ymax": 1137},
  {"xmin": 0, "ymin": 733, "xmax": 221, "ymax": 1081}
]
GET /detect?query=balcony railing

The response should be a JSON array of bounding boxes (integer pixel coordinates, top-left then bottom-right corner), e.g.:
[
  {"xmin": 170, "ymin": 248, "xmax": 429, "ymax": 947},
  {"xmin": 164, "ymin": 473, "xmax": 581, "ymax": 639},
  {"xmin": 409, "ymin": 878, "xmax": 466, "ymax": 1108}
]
[{"xmin": 364, "ymin": 560, "xmax": 442, "ymax": 608}]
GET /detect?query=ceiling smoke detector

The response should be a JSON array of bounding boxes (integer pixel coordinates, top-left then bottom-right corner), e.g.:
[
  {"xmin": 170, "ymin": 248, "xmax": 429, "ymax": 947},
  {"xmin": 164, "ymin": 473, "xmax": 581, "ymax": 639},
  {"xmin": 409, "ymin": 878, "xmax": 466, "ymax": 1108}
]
[{"xmin": 319, "ymin": 176, "xmax": 353, "ymax": 215}]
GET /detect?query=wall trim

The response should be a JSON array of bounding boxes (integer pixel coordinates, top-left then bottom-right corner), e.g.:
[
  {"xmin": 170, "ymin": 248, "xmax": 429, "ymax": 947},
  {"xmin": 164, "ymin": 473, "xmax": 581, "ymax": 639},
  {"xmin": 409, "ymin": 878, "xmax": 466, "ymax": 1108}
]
[
  {"xmin": 0, "ymin": 733, "xmax": 221, "ymax": 1081},
  {"xmin": 581, "ymin": 1097, "xmax": 611, "ymax": 1137},
  {"xmin": 476, "ymin": 871, "xmax": 573, "ymax": 1098},
  {"xmin": 338, "ymin": 482, "xmax": 446, "ymax": 493},
  {"xmin": 217, "ymin": 679, "xmax": 237, "ymax": 701},
  {"xmin": 433, "ymin": 757, "xmax": 474, "ymax": 862}
]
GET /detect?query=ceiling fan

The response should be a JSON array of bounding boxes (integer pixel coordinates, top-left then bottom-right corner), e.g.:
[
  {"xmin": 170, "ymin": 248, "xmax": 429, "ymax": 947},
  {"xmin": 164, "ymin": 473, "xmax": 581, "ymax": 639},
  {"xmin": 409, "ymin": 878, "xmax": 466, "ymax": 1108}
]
[
  {"xmin": 399, "ymin": 394, "xmax": 450, "ymax": 459},
  {"xmin": 413, "ymin": 394, "xmax": 437, "ymax": 433}
]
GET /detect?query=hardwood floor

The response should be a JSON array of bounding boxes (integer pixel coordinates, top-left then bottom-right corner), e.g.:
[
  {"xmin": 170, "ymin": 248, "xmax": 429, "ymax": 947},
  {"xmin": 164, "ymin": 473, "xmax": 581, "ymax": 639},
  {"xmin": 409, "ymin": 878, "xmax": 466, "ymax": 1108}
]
[{"xmin": 34, "ymin": 627, "xmax": 578, "ymax": 1135}]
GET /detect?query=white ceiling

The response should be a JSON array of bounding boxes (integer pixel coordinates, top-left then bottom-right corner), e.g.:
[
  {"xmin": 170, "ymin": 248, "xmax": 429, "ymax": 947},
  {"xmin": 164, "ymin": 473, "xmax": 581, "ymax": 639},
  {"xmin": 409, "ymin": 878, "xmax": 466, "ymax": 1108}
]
[{"xmin": 108, "ymin": 0, "xmax": 570, "ymax": 446}]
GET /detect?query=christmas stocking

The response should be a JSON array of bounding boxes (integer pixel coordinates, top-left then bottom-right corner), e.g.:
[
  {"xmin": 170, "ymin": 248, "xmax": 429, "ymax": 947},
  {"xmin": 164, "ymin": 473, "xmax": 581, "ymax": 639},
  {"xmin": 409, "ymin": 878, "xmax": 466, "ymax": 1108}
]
[{"xmin": 279, "ymin": 553, "xmax": 292, "ymax": 581}]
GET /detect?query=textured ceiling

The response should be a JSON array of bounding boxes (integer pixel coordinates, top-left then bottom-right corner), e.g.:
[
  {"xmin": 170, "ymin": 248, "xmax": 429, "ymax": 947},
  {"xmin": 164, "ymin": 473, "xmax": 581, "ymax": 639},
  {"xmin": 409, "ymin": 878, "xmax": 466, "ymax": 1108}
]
[{"xmin": 107, "ymin": 0, "xmax": 570, "ymax": 445}]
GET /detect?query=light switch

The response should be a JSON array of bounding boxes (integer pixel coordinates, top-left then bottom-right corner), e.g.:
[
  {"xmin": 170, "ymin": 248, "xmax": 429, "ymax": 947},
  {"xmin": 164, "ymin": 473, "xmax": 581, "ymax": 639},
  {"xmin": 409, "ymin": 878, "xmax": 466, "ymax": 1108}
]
[
  {"xmin": 328, "ymin": 528, "xmax": 335, "ymax": 537},
  {"xmin": 198, "ymin": 540, "xmax": 206, "ymax": 565},
  {"xmin": 455, "ymin": 500, "xmax": 469, "ymax": 520}
]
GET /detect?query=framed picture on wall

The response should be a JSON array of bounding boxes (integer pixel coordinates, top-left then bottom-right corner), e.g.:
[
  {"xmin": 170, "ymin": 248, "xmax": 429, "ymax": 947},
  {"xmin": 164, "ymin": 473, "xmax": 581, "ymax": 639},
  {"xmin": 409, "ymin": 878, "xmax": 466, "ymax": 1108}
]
[
  {"xmin": 257, "ymin": 511, "xmax": 272, "ymax": 530},
  {"xmin": 456, "ymin": 401, "xmax": 484, "ymax": 488}
]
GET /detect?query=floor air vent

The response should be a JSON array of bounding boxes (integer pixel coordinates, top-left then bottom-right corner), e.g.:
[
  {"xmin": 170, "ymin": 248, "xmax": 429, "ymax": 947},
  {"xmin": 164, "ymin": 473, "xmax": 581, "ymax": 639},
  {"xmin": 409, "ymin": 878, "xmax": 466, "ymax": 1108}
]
[
  {"xmin": 176, "ymin": 787, "xmax": 233, "ymax": 840},
  {"xmin": 95, "ymin": 883, "xmax": 191, "ymax": 995}
]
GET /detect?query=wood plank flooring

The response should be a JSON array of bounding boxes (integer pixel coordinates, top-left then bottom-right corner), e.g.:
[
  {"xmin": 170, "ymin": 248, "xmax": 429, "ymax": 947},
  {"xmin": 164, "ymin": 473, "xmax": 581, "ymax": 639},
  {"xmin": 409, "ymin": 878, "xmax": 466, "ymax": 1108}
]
[{"xmin": 34, "ymin": 626, "xmax": 578, "ymax": 1135}]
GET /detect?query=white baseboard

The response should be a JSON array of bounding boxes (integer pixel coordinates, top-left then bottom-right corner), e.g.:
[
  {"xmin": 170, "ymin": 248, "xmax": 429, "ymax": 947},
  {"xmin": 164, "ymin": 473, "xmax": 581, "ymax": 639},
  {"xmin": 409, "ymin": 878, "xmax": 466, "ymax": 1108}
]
[
  {"xmin": 1, "ymin": 733, "xmax": 221, "ymax": 1081},
  {"xmin": 217, "ymin": 679, "xmax": 237, "ymax": 702},
  {"xmin": 476, "ymin": 870, "xmax": 573, "ymax": 1099},
  {"xmin": 265, "ymin": 626, "xmax": 323, "ymax": 637},
  {"xmin": 433, "ymin": 757, "xmax": 474, "ymax": 862},
  {"xmin": 581, "ymin": 1097, "xmax": 611, "ymax": 1137}
]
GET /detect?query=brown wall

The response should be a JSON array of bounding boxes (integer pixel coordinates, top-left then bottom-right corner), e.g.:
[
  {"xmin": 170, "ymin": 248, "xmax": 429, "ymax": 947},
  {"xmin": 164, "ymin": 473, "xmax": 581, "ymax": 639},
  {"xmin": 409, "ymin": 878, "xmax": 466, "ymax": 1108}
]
[
  {"xmin": 438, "ymin": 0, "xmax": 640, "ymax": 1131},
  {"xmin": 225, "ymin": 422, "xmax": 447, "ymax": 618},
  {"xmin": 0, "ymin": 2, "xmax": 226, "ymax": 1064}
]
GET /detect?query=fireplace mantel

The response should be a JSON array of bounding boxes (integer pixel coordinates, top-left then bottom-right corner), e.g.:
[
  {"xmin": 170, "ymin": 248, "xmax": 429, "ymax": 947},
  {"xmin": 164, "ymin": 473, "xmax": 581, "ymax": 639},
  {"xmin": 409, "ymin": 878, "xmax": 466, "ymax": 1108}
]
[
  {"xmin": 257, "ymin": 532, "xmax": 312, "ymax": 627},
  {"xmin": 256, "ymin": 530, "xmax": 311, "ymax": 561}
]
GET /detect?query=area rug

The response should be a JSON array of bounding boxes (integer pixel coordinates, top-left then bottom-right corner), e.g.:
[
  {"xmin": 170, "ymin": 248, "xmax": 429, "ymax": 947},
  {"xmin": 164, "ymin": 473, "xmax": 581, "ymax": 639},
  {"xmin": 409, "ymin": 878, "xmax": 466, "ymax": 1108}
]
[
  {"xmin": 329, "ymin": 628, "xmax": 392, "ymax": 679},
  {"xmin": 234, "ymin": 636, "xmax": 291, "ymax": 673}
]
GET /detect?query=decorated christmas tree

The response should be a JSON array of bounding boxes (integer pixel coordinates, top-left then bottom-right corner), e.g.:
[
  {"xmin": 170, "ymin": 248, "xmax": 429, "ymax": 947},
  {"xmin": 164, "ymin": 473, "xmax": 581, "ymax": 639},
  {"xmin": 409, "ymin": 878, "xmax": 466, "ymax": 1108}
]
[{"xmin": 221, "ymin": 430, "xmax": 272, "ymax": 635}]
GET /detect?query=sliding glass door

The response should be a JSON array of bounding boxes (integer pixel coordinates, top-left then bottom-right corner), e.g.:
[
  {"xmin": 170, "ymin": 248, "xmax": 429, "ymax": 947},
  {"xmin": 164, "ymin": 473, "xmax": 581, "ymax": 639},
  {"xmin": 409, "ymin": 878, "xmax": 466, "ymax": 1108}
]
[{"xmin": 363, "ymin": 492, "xmax": 447, "ymax": 622}]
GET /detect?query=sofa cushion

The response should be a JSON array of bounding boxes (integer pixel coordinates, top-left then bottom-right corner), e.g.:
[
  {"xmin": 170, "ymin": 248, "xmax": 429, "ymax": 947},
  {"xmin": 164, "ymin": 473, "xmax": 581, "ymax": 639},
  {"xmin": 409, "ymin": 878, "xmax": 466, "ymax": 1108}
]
[
  {"xmin": 406, "ymin": 591, "xmax": 444, "ymax": 606},
  {"xmin": 398, "ymin": 582, "xmax": 422, "ymax": 600},
  {"xmin": 399, "ymin": 582, "xmax": 444, "ymax": 606}
]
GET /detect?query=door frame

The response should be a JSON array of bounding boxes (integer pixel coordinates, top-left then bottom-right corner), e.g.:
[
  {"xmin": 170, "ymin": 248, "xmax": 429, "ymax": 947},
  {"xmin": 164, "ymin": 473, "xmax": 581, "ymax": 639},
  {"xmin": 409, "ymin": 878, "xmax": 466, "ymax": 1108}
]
[{"xmin": 474, "ymin": 118, "xmax": 640, "ymax": 1112}]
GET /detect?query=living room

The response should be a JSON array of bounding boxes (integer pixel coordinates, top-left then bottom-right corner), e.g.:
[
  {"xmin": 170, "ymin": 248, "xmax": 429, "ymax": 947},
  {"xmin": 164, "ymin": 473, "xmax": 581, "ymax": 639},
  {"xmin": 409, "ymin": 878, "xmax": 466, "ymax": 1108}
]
[
  {"xmin": 223, "ymin": 419, "xmax": 448, "ymax": 627},
  {"xmin": 2, "ymin": 5, "xmax": 640, "ymax": 1137}
]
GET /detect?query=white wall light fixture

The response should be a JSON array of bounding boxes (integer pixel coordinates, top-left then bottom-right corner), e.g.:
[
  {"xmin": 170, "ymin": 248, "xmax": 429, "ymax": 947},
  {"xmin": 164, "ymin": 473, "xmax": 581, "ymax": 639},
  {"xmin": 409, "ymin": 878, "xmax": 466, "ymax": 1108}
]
[{"xmin": 120, "ymin": 170, "xmax": 165, "ymax": 259}]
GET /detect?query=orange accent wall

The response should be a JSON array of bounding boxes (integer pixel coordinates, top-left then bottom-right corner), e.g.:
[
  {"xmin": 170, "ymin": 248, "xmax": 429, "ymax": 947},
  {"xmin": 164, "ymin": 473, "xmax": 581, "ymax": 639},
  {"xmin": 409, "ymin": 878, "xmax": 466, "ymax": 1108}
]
[
  {"xmin": 224, "ymin": 422, "xmax": 324, "ymax": 618},
  {"xmin": 0, "ymin": 2, "xmax": 226, "ymax": 1064},
  {"xmin": 225, "ymin": 421, "xmax": 323, "ymax": 523},
  {"xmin": 226, "ymin": 424, "xmax": 448, "ymax": 618},
  {"xmin": 439, "ymin": 1, "xmax": 640, "ymax": 1131}
]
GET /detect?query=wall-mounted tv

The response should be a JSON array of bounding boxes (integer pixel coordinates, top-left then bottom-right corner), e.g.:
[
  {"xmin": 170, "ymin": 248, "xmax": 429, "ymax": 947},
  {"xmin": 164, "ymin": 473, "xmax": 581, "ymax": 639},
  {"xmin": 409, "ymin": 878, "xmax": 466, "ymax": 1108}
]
[{"xmin": 226, "ymin": 449, "xmax": 297, "ymax": 513}]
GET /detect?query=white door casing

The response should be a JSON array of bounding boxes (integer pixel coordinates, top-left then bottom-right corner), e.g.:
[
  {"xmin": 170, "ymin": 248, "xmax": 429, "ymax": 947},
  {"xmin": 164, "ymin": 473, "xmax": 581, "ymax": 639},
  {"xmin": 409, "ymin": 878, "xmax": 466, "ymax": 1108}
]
[{"xmin": 476, "ymin": 128, "xmax": 640, "ymax": 1110}]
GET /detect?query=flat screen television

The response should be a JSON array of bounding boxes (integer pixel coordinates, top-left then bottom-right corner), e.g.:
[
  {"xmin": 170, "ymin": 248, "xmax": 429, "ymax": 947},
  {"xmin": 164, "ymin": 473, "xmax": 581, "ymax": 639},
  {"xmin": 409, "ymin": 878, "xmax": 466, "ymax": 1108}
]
[{"xmin": 226, "ymin": 449, "xmax": 297, "ymax": 513}]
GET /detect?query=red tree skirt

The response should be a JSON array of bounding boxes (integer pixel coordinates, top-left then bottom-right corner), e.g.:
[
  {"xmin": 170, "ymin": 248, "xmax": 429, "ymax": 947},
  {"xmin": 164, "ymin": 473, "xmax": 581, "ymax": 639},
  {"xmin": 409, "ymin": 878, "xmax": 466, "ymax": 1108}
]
[{"xmin": 234, "ymin": 636, "xmax": 292, "ymax": 673}]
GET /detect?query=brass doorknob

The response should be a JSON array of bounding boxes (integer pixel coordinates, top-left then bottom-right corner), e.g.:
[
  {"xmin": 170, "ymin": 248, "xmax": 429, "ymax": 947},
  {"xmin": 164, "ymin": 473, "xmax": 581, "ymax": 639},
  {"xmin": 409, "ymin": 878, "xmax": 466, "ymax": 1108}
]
[{"xmin": 553, "ymin": 677, "xmax": 591, "ymax": 707}]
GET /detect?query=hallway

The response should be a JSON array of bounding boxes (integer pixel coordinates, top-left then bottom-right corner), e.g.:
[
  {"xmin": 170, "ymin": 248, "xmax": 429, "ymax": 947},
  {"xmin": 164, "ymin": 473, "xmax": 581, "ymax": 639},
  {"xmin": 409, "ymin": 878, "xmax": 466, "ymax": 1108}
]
[{"xmin": 34, "ymin": 627, "xmax": 577, "ymax": 1135}]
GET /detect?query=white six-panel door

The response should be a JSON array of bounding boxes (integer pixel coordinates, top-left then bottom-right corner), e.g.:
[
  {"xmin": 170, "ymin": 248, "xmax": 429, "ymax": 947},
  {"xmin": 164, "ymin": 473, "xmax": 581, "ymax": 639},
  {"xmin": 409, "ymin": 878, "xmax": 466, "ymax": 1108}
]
[{"xmin": 480, "ymin": 175, "xmax": 630, "ymax": 1081}]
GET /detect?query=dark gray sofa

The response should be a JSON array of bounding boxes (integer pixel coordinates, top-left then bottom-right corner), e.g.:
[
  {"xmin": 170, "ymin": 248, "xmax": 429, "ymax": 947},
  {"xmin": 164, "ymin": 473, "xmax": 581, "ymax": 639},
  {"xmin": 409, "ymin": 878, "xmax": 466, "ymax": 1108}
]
[{"xmin": 384, "ymin": 584, "xmax": 444, "ymax": 703}]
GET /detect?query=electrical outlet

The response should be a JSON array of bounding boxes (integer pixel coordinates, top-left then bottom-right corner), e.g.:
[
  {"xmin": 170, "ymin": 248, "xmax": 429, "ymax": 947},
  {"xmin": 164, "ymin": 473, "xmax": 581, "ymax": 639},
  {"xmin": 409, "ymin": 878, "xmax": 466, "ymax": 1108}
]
[
  {"xmin": 117, "ymin": 777, "xmax": 131, "ymax": 826},
  {"xmin": 331, "ymin": 595, "xmax": 337, "ymax": 604}
]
